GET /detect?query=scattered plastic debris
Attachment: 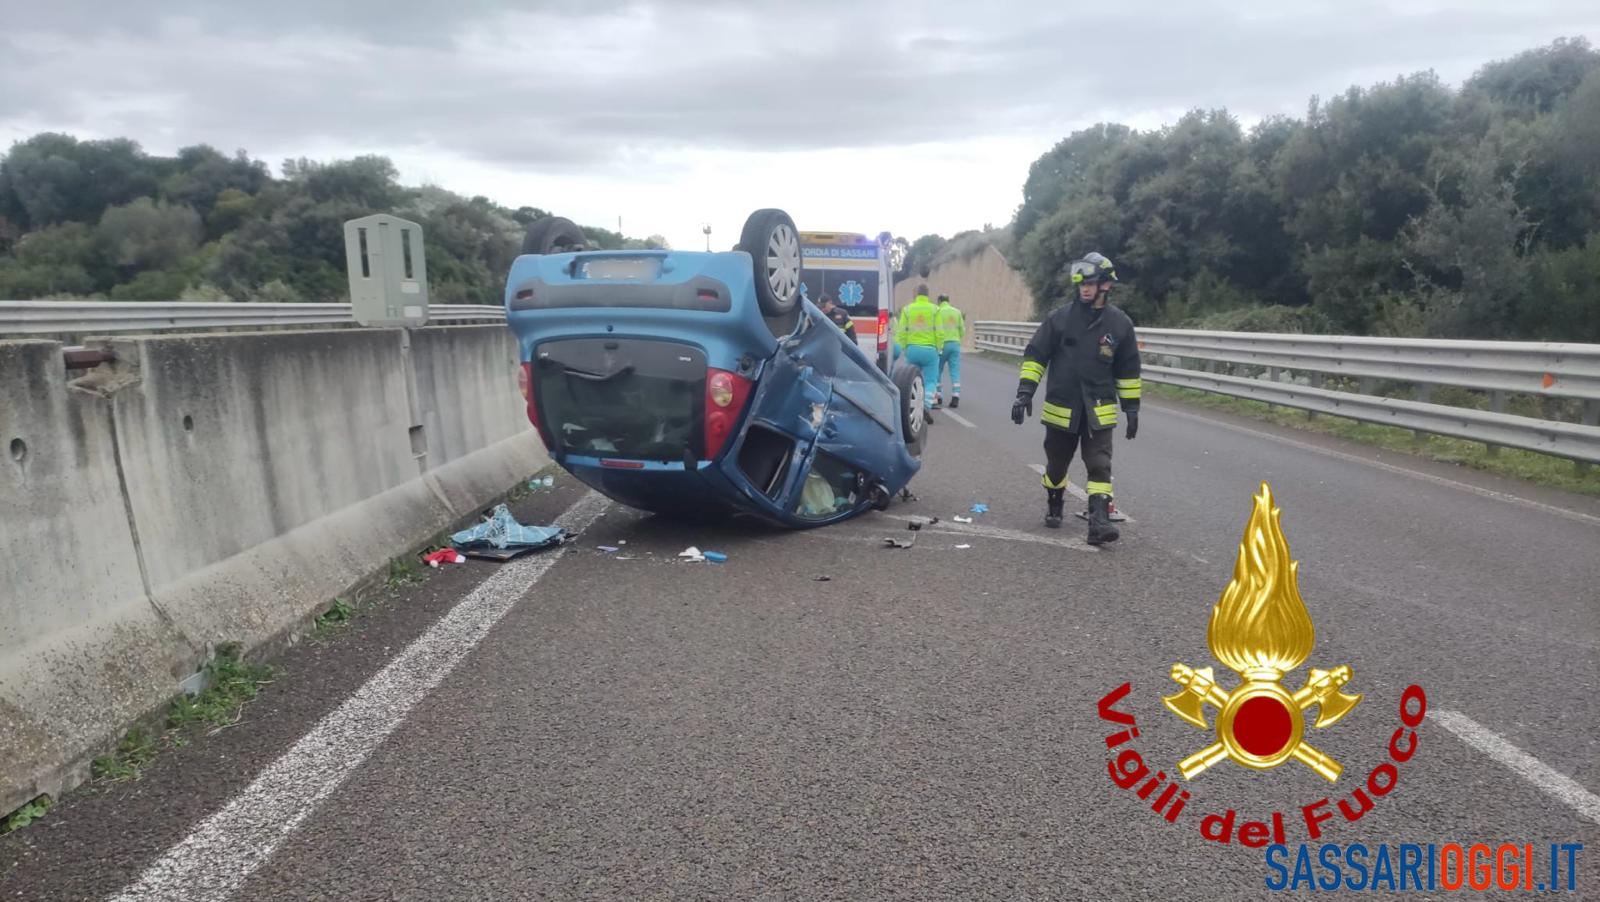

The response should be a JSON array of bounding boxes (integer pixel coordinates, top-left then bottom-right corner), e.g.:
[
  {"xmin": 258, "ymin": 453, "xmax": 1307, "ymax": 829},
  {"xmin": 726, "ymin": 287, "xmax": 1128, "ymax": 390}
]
[
  {"xmin": 421, "ymin": 548, "xmax": 466, "ymax": 568},
  {"xmin": 528, "ymin": 475, "xmax": 555, "ymax": 490},
  {"xmin": 955, "ymin": 544, "xmax": 972, "ymax": 550},
  {"xmin": 704, "ymin": 551, "xmax": 728, "ymax": 563},
  {"xmin": 678, "ymin": 546, "xmax": 706, "ymax": 562},
  {"xmin": 451, "ymin": 504, "xmax": 570, "ymax": 561},
  {"xmin": 971, "ymin": 504, "xmax": 989, "ymax": 514},
  {"xmin": 598, "ymin": 546, "xmax": 620, "ymax": 553},
  {"xmin": 884, "ymin": 535, "xmax": 917, "ymax": 549},
  {"xmin": 905, "ymin": 516, "xmax": 940, "ymax": 531},
  {"xmin": 814, "ymin": 576, "xmax": 832, "ymax": 582},
  {"xmin": 953, "ymin": 516, "xmax": 973, "ymax": 524}
]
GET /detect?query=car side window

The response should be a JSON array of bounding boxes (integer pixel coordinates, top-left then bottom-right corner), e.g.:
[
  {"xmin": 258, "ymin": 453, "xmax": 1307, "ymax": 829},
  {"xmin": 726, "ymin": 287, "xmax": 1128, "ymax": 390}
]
[{"xmin": 793, "ymin": 451, "xmax": 861, "ymax": 520}]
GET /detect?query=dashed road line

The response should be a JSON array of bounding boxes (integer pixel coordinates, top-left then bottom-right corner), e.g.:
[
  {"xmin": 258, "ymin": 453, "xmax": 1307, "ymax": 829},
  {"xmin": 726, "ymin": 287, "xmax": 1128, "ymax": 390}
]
[
  {"xmin": 1027, "ymin": 463, "xmax": 1137, "ymax": 523},
  {"xmin": 879, "ymin": 513, "xmax": 1100, "ymax": 551},
  {"xmin": 1429, "ymin": 709, "xmax": 1600, "ymax": 827},
  {"xmin": 939, "ymin": 408, "xmax": 977, "ymax": 428},
  {"xmin": 108, "ymin": 492, "xmax": 614, "ymax": 902}
]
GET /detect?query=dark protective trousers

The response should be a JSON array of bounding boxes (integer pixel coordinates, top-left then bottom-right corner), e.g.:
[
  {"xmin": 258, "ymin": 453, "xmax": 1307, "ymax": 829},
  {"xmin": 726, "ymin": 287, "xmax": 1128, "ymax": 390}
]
[{"xmin": 1043, "ymin": 425, "xmax": 1114, "ymax": 496}]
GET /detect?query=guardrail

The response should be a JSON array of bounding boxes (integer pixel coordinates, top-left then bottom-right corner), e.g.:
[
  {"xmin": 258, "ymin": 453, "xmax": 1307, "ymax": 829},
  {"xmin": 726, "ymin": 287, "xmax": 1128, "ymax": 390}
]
[
  {"xmin": 974, "ymin": 320, "xmax": 1600, "ymax": 465},
  {"xmin": 0, "ymin": 300, "xmax": 506, "ymax": 336}
]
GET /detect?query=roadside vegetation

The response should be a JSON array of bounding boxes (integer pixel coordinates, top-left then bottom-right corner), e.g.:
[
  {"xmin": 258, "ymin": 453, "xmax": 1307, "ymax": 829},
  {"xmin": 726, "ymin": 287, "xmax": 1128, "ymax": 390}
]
[
  {"xmin": 917, "ymin": 38, "xmax": 1600, "ymax": 345},
  {"xmin": 88, "ymin": 644, "xmax": 275, "ymax": 786},
  {"xmin": 0, "ymin": 143, "xmax": 664, "ymax": 305}
]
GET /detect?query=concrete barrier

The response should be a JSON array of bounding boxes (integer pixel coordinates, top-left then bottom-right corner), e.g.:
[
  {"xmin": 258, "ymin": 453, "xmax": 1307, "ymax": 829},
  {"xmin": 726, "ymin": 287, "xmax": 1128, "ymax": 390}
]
[
  {"xmin": 893, "ymin": 243, "xmax": 1037, "ymax": 349},
  {"xmin": 0, "ymin": 325, "xmax": 548, "ymax": 816}
]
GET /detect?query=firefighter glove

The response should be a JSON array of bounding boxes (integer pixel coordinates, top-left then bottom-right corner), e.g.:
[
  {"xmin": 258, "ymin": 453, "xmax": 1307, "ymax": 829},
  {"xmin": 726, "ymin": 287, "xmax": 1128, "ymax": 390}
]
[
  {"xmin": 1011, "ymin": 394, "xmax": 1032, "ymax": 425},
  {"xmin": 1125, "ymin": 409, "xmax": 1139, "ymax": 440}
]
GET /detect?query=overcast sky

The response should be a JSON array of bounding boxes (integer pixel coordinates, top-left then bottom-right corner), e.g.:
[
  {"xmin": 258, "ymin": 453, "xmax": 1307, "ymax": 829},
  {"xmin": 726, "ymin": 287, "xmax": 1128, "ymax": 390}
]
[{"xmin": 1, "ymin": 1, "xmax": 1596, "ymax": 251}]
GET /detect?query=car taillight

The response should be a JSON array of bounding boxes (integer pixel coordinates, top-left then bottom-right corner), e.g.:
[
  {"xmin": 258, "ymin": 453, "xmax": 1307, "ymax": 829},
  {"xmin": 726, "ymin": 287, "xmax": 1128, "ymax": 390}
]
[
  {"xmin": 877, "ymin": 310, "xmax": 890, "ymax": 351},
  {"xmin": 519, "ymin": 361, "xmax": 542, "ymax": 430},
  {"xmin": 704, "ymin": 367, "xmax": 753, "ymax": 461},
  {"xmin": 709, "ymin": 371, "xmax": 735, "ymax": 408}
]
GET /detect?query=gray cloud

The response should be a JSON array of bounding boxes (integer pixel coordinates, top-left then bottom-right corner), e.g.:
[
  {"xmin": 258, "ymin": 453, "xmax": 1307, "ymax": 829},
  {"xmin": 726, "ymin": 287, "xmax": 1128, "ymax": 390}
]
[{"xmin": 1, "ymin": 0, "xmax": 1596, "ymax": 176}]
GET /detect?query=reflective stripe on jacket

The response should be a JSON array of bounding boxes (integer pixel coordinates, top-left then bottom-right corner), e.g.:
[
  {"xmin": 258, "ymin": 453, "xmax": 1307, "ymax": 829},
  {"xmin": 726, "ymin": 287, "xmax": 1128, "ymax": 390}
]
[{"xmin": 1015, "ymin": 300, "xmax": 1141, "ymax": 433}]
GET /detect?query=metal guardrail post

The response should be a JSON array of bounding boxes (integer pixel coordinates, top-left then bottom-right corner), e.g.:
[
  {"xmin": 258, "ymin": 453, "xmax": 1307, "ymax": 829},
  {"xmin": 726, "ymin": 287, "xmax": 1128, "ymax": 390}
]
[
  {"xmin": 1581, "ymin": 400, "xmax": 1599, "ymax": 474},
  {"xmin": 1487, "ymin": 391, "xmax": 1507, "ymax": 456}
]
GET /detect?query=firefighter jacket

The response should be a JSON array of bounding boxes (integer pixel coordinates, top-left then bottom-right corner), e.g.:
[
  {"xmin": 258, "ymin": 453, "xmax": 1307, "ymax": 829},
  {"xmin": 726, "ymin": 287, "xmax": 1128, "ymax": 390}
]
[
  {"xmin": 1015, "ymin": 300, "xmax": 1142, "ymax": 433},
  {"xmin": 824, "ymin": 306, "xmax": 857, "ymax": 341}
]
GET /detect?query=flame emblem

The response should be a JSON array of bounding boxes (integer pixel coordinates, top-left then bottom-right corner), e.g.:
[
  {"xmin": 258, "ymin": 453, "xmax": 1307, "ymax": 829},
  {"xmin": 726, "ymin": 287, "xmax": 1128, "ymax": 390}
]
[{"xmin": 1162, "ymin": 483, "xmax": 1362, "ymax": 782}]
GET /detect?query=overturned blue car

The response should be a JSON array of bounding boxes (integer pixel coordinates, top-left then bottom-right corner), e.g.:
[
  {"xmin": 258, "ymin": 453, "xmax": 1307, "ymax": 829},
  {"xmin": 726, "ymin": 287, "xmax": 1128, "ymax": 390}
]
[{"xmin": 505, "ymin": 208, "xmax": 926, "ymax": 528}]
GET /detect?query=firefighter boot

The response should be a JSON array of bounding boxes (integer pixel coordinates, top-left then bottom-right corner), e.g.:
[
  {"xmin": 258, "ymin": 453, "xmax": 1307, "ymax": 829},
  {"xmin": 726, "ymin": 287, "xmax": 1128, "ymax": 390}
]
[
  {"xmin": 1087, "ymin": 494, "xmax": 1120, "ymax": 545},
  {"xmin": 1045, "ymin": 488, "xmax": 1065, "ymax": 529}
]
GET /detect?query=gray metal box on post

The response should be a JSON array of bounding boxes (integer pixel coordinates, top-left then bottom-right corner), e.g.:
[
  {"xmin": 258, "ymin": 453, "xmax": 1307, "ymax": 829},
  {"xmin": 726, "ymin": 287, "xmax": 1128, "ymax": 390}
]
[{"xmin": 344, "ymin": 214, "xmax": 429, "ymax": 327}]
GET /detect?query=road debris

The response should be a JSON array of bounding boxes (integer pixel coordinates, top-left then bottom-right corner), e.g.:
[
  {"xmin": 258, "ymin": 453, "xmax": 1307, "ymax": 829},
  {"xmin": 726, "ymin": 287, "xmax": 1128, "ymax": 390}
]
[
  {"xmin": 676, "ymin": 547, "xmax": 728, "ymax": 563},
  {"xmin": 597, "ymin": 546, "xmax": 620, "ymax": 553},
  {"xmin": 813, "ymin": 576, "xmax": 832, "ymax": 582},
  {"xmin": 955, "ymin": 544, "xmax": 972, "ymax": 550},
  {"xmin": 954, "ymin": 515, "xmax": 973, "ymax": 524},
  {"xmin": 971, "ymin": 503, "xmax": 989, "ymax": 514},
  {"xmin": 905, "ymin": 516, "xmax": 940, "ymax": 531},
  {"xmin": 884, "ymin": 535, "xmax": 917, "ymax": 549},
  {"xmin": 451, "ymin": 504, "xmax": 570, "ymax": 562},
  {"xmin": 421, "ymin": 548, "xmax": 466, "ymax": 567}
]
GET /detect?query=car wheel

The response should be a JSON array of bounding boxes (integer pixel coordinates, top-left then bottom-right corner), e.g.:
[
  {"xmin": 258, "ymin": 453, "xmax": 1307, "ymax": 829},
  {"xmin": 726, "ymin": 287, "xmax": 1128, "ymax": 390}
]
[
  {"xmin": 737, "ymin": 209, "xmax": 802, "ymax": 319},
  {"xmin": 892, "ymin": 362, "xmax": 927, "ymax": 457},
  {"xmin": 521, "ymin": 216, "xmax": 588, "ymax": 255}
]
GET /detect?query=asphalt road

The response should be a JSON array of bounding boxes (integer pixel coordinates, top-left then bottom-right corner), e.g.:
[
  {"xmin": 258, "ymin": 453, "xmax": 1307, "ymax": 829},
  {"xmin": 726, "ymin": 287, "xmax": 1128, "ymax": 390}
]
[{"xmin": 4, "ymin": 355, "xmax": 1597, "ymax": 901}]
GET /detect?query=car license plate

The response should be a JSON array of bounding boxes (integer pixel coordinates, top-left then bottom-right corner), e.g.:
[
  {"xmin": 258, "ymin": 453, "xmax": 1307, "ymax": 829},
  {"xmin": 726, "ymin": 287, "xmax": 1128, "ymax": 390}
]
[{"xmin": 580, "ymin": 257, "xmax": 660, "ymax": 281}]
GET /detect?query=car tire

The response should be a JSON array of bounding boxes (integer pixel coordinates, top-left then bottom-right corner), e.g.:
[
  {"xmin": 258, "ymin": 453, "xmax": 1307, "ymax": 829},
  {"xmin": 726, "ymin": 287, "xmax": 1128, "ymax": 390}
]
[
  {"xmin": 737, "ymin": 209, "xmax": 802, "ymax": 319},
  {"xmin": 521, "ymin": 216, "xmax": 587, "ymax": 255},
  {"xmin": 892, "ymin": 362, "xmax": 927, "ymax": 458}
]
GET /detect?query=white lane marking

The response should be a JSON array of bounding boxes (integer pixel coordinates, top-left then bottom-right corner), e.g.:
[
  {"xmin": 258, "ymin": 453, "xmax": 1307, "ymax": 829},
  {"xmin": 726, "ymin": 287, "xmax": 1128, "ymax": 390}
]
[
  {"xmin": 1429, "ymin": 709, "xmax": 1600, "ymax": 827},
  {"xmin": 109, "ymin": 491, "xmax": 613, "ymax": 902},
  {"xmin": 1029, "ymin": 463, "xmax": 1087, "ymax": 502},
  {"xmin": 880, "ymin": 514, "xmax": 1099, "ymax": 552},
  {"xmin": 1027, "ymin": 463, "xmax": 1138, "ymax": 523},
  {"xmin": 940, "ymin": 409, "xmax": 977, "ymax": 429},
  {"xmin": 1153, "ymin": 403, "xmax": 1600, "ymax": 529}
]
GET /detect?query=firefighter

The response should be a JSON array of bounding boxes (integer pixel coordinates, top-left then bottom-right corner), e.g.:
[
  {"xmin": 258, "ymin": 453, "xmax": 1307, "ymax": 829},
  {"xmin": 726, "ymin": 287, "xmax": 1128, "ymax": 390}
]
[
  {"xmin": 897, "ymin": 285, "xmax": 942, "ymax": 421},
  {"xmin": 818, "ymin": 293, "xmax": 858, "ymax": 343},
  {"xmin": 933, "ymin": 294, "xmax": 965, "ymax": 409},
  {"xmin": 1010, "ymin": 252, "xmax": 1140, "ymax": 543}
]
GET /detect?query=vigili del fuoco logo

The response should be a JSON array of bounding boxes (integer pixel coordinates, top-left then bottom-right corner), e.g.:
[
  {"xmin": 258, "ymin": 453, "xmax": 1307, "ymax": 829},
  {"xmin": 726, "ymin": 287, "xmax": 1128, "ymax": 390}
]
[{"xmin": 1095, "ymin": 483, "xmax": 1429, "ymax": 847}]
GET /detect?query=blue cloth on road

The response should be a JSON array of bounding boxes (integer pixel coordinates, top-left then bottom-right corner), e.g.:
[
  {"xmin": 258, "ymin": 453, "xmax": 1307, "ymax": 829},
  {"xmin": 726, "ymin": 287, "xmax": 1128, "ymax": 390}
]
[
  {"xmin": 451, "ymin": 503, "xmax": 568, "ymax": 551},
  {"xmin": 938, "ymin": 341, "xmax": 962, "ymax": 396},
  {"xmin": 902, "ymin": 344, "xmax": 940, "ymax": 410}
]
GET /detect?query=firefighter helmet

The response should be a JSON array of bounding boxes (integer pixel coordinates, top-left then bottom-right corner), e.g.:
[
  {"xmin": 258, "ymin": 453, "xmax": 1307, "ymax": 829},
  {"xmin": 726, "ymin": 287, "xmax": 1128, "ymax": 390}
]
[{"xmin": 1072, "ymin": 251, "xmax": 1118, "ymax": 284}]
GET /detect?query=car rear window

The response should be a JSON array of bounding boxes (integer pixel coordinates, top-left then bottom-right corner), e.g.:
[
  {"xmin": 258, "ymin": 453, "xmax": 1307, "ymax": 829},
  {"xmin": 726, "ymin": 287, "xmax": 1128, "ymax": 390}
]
[{"xmin": 535, "ymin": 338, "xmax": 706, "ymax": 460}]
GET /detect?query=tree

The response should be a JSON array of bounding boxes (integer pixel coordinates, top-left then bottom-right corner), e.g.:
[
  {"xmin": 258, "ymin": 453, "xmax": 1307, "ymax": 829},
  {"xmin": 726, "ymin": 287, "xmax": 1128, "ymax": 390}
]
[{"xmin": 98, "ymin": 198, "xmax": 202, "ymax": 271}]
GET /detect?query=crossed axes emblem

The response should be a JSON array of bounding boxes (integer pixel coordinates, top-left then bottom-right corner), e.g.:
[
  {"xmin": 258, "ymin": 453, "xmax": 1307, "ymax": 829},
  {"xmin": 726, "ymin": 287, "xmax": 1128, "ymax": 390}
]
[
  {"xmin": 1162, "ymin": 483, "xmax": 1363, "ymax": 783},
  {"xmin": 1163, "ymin": 662, "xmax": 1361, "ymax": 782}
]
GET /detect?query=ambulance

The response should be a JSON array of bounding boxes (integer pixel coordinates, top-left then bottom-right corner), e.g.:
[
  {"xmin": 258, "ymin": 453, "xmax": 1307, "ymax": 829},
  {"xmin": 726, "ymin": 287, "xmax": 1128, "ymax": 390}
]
[{"xmin": 796, "ymin": 230, "xmax": 898, "ymax": 373}]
